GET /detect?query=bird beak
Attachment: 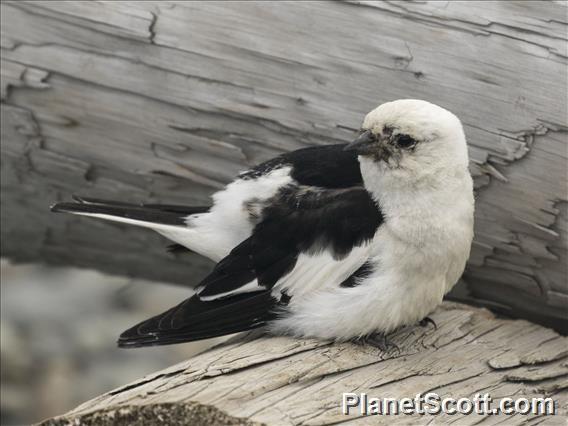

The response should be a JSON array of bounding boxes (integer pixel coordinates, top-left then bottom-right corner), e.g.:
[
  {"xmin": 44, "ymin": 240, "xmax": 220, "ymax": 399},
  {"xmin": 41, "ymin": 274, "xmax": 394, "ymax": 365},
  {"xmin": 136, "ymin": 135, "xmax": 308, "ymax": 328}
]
[{"xmin": 343, "ymin": 130, "xmax": 375, "ymax": 153}]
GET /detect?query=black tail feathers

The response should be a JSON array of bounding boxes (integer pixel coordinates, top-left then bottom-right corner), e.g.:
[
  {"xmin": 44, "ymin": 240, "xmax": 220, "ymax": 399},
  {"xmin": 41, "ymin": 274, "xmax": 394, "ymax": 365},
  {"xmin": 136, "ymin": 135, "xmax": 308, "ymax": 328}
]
[
  {"xmin": 117, "ymin": 292, "xmax": 277, "ymax": 348},
  {"xmin": 50, "ymin": 195, "xmax": 210, "ymax": 227}
]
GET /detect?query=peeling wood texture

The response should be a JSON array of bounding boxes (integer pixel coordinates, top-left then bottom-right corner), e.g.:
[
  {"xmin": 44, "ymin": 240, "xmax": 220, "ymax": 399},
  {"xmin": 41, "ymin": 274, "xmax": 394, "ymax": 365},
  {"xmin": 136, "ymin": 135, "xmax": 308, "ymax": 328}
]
[
  {"xmin": 1, "ymin": 1, "xmax": 567, "ymax": 331},
  {"xmin": 42, "ymin": 302, "xmax": 568, "ymax": 425}
]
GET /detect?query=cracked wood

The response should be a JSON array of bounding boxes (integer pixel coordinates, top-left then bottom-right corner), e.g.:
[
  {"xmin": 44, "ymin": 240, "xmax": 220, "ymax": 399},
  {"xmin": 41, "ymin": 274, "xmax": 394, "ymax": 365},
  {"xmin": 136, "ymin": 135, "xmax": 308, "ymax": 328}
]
[
  {"xmin": 42, "ymin": 302, "xmax": 568, "ymax": 425},
  {"xmin": 0, "ymin": 1, "xmax": 566, "ymax": 331}
]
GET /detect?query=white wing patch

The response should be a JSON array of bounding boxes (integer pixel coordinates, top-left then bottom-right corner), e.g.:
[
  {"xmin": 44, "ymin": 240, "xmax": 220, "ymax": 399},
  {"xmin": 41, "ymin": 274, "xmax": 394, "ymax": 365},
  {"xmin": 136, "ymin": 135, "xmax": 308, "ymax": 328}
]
[
  {"xmin": 195, "ymin": 243, "xmax": 373, "ymax": 303},
  {"xmin": 273, "ymin": 244, "xmax": 373, "ymax": 300},
  {"xmin": 180, "ymin": 167, "xmax": 293, "ymax": 261}
]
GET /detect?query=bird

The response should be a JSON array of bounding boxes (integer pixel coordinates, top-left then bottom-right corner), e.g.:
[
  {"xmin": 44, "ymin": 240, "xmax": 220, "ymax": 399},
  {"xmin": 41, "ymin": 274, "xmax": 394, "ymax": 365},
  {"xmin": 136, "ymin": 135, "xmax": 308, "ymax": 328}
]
[{"xmin": 51, "ymin": 99, "xmax": 474, "ymax": 349}]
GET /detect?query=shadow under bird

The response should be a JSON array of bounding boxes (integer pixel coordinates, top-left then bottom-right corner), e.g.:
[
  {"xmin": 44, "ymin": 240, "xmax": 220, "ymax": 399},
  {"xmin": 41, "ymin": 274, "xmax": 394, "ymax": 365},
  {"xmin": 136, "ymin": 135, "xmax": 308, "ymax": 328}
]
[{"xmin": 51, "ymin": 99, "xmax": 474, "ymax": 349}]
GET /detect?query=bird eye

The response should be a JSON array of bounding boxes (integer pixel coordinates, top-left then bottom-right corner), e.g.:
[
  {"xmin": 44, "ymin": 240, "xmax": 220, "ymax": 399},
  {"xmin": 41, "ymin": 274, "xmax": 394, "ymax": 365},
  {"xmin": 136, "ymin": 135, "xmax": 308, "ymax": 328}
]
[{"xmin": 395, "ymin": 134, "xmax": 417, "ymax": 149}]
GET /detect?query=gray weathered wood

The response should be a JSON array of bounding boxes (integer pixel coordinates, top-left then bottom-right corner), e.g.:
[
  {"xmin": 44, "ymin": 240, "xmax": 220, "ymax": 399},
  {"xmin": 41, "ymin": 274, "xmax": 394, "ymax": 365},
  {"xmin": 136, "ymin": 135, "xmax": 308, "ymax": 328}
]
[
  {"xmin": 1, "ymin": 1, "xmax": 567, "ymax": 330},
  {"xmin": 41, "ymin": 302, "xmax": 568, "ymax": 425}
]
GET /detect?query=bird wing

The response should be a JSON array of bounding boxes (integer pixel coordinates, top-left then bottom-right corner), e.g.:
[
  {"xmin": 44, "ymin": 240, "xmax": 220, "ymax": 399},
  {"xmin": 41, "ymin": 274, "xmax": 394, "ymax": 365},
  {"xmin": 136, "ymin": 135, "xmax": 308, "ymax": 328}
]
[
  {"xmin": 51, "ymin": 144, "xmax": 361, "ymax": 260},
  {"xmin": 240, "ymin": 143, "xmax": 362, "ymax": 189},
  {"xmin": 198, "ymin": 185, "xmax": 383, "ymax": 298},
  {"xmin": 118, "ymin": 185, "xmax": 383, "ymax": 347}
]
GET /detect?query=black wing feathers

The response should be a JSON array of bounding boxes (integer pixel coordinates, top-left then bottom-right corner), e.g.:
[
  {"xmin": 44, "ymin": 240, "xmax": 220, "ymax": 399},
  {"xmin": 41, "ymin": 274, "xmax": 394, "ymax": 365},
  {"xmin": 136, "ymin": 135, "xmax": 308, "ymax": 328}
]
[
  {"xmin": 118, "ymin": 185, "xmax": 383, "ymax": 348},
  {"xmin": 268, "ymin": 186, "xmax": 382, "ymax": 257},
  {"xmin": 198, "ymin": 185, "xmax": 383, "ymax": 299},
  {"xmin": 241, "ymin": 144, "xmax": 362, "ymax": 188},
  {"xmin": 288, "ymin": 145, "xmax": 363, "ymax": 188},
  {"xmin": 118, "ymin": 292, "xmax": 278, "ymax": 348},
  {"xmin": 67, "ymin": 145, "xmax": 378, "ymax": 348}
]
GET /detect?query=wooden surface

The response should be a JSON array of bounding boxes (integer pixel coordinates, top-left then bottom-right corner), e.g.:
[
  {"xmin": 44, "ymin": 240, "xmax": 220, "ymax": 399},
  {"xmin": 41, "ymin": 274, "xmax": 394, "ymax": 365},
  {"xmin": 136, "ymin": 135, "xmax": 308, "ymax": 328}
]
[
  {"xmin": 1, "ymin": 1, "xmax": 567, "ymax": 330},
  {"xmin": 41, "ymin": 302, "xmax": 568, "ymax": 425}
]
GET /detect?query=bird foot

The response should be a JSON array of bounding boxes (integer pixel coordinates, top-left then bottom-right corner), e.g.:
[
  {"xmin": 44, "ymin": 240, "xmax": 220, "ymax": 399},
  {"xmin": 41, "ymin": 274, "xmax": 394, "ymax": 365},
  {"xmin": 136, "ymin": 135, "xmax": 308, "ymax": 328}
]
[
  {"xmin": 419, "ymin": 316, "xmax": 437, "ymax": 329},
  {"xmin": 354, "ymin": 332, "xmax": 399, "ymax": 353}
]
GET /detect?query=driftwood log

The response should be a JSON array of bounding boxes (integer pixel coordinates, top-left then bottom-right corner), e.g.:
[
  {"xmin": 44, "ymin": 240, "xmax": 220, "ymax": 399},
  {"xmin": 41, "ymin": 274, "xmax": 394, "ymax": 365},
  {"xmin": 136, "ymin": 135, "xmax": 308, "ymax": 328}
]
[
  {"xmin": 1, "ymin": 1, "xmax": 566, "ymax": 332},
  {"xmin": 1, "ymin": 2, "xmax": 567, "ymax": 423},
  {"xmin": 41, "ymin": 302, "xmax": 568, "ymax": 425}
]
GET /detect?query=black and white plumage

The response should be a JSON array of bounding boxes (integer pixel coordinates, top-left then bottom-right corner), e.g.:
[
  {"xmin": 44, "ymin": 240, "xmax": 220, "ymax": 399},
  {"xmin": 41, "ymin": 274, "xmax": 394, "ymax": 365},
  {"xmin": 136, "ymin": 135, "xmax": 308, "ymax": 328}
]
[{"xmin": 51, "ymin": 99, "xmax": 474, "ymax": 348}]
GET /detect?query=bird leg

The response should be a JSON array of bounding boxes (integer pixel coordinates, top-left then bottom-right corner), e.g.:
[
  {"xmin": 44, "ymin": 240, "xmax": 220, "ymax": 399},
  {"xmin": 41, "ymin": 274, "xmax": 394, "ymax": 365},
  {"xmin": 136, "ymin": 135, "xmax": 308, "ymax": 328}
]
[
  {"xmin": 354, "ymin": 332, "xmax": 399, "ymax": 352},
  {"xmin": 419, "ymin": 316, "xmax": 437, "ymax": 330}
]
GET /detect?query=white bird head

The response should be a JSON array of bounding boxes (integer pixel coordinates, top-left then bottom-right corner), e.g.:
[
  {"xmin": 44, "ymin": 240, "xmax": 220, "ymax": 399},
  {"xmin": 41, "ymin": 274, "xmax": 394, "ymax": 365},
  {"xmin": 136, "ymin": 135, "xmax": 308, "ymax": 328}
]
[{"xmin": 345, "ymin": 99, "xmax": 469, "ymax": 189}]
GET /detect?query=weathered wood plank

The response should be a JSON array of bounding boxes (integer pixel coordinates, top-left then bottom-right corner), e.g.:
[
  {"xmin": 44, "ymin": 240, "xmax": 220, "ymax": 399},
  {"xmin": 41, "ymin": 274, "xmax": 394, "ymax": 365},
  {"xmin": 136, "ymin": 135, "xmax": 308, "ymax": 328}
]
[
  {"xmin": 1, "ymin": 1, "xmax": 566, "ymax": 330},
  {"xmin": 41, "ymin": 302, "xmax": 568, "ymax": 425}
]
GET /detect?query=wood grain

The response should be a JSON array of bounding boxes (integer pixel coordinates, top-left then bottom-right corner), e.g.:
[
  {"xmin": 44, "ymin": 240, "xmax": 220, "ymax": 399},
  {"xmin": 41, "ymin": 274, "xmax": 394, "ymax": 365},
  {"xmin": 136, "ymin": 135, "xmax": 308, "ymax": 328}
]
[
  {"xmin": 1, "ymin": 1, "xmax": 566, "ymax": 330},
  {"xmin": 41, "ymin": 302, "xmax": 568, "ymax": 425}
]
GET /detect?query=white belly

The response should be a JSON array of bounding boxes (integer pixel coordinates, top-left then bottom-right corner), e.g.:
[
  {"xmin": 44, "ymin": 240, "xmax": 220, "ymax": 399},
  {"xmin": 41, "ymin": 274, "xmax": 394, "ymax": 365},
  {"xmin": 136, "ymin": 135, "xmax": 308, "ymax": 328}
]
[{"xmin": 270, "ymin": 223, "xmax": 471, "ymax": 341}]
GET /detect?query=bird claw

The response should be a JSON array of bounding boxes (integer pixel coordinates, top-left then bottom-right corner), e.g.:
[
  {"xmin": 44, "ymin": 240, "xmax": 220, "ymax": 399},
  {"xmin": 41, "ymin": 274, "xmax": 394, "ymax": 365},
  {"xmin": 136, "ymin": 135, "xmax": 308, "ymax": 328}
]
[
  {"xmin": 419, "ymin": 316, "xmax": 437, "ymax": 330},
  {"xmin": 355, "ymin": 332, "xmax": 399, "ymax": 353}
]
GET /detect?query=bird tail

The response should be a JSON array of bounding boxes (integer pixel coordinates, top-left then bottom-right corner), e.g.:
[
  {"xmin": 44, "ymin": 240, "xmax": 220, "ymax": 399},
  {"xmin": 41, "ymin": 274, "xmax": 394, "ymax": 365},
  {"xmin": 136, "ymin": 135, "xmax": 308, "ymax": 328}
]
[
  {"xmin": 50, "ymin": 195, "xmax": 209, "ymax": 233},
  {"xmin": 118, "ymin": 292, "xmax": 277, "ymax": 348}
]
